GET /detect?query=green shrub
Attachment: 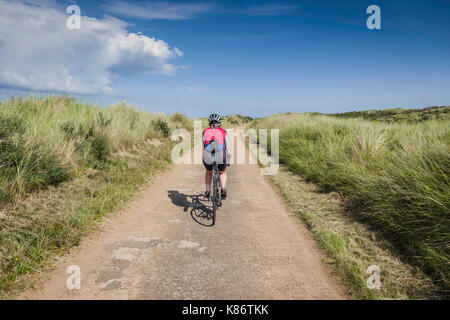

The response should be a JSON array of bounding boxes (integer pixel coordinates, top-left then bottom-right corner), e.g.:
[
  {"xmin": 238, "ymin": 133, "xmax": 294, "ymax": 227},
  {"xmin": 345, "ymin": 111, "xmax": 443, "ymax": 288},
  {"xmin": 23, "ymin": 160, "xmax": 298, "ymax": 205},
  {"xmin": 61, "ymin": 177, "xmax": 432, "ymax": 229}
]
[
  {"xmin": 90, "ymin": 133, "xmax": 110, "ymax": 162},
  {"xmin": 154, "ymin": 119, "xmax": 170, "ymax": 137}
]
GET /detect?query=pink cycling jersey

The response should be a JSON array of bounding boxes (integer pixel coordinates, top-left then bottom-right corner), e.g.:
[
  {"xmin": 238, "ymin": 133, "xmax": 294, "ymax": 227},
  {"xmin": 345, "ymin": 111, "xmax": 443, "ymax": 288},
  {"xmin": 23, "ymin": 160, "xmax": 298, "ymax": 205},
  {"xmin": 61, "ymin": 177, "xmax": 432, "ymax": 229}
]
[{"xmin": 203, "ymin": 127, "xmax": 227, "ymax": 149}]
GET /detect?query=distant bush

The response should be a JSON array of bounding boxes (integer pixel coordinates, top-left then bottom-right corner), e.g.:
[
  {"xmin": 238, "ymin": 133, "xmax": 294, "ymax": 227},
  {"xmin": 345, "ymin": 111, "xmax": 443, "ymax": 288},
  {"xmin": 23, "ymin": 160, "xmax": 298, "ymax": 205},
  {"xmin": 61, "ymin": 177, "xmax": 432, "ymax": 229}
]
[
  {"xmin": 170, "ymin": 112, "xmax": 193, "ymax": 131},
  {"xmin": 332, "ymin": 106, "xmax": 449, "ymax": 122},
  {"xmin": 170, "ymin": 112, "xmax": 186, "ymax": 124},
  {"xmin": 221, "ymin": 114, "xmax": 253, "ymax": 127}
]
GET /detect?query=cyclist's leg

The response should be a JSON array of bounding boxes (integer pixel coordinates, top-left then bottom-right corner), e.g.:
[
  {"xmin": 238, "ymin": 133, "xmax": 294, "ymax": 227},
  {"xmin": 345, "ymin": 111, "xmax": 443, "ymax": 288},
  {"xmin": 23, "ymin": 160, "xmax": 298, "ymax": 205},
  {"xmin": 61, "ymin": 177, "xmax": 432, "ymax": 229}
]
[
  {"xmin": 219, "ymin": 169, "xmax": 227, "ymax": 189},
  {"xmin": 203, "ymin": 159, "xmax": 213, "ymax": 197},
  {"xmin": 204, "ymin": 170, "xmax": 212, "ymax": 198},
  {"xmin": 218, "ymin": 150, "xmax": 228, "ymax": 198},
  {"xmin": 219, "ymin": 166, "xmax": 227, "ymax": 199},
  {"xmin": 205, "ymin": 170, "xmax": 212, "ymax": 191}
]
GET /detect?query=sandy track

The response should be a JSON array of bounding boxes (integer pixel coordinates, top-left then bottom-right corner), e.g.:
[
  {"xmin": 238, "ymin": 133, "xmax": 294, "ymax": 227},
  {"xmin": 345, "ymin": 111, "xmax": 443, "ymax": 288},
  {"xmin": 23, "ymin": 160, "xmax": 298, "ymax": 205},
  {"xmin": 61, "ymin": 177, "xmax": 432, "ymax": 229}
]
[{"xmin": 21, "ymin": 142, "xmax": 344, "ymax": 300}]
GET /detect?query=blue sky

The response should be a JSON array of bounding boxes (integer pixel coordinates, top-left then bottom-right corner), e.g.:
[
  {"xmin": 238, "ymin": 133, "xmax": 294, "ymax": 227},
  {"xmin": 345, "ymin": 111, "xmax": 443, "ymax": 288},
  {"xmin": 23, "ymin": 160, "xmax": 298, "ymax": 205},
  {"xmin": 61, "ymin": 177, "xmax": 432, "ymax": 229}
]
[{"xmin": 1, "ymin": 0, "xmax": 449, "ymax": 117}]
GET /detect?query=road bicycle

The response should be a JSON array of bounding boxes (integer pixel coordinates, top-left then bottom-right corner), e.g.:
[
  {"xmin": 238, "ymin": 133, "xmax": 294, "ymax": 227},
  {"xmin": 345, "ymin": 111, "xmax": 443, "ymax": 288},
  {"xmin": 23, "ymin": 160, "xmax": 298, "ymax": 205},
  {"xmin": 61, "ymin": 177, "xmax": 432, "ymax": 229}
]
[
  {"xmin": 204, "ymin": 140, "xmax": 224, "ymax": 225},
  {"xmin": 210, "ymin": 160, "xmax": 222, "ymax": 225}
]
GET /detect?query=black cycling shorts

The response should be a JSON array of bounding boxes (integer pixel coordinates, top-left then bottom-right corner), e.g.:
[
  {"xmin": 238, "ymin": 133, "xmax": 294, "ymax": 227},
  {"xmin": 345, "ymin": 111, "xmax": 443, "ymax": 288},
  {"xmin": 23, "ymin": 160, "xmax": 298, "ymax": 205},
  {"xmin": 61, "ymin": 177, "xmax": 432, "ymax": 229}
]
[{"xmin": 203, "ymin": 150, "xmax": 228, "ymax": 171}]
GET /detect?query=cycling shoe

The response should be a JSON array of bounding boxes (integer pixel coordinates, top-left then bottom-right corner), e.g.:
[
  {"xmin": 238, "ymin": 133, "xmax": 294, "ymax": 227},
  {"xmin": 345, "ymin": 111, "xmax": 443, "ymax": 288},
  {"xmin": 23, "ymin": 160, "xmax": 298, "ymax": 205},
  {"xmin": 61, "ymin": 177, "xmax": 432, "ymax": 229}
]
[{"xmin": 220, "ymin": 188, "xmax": 227, "ymax": 199}]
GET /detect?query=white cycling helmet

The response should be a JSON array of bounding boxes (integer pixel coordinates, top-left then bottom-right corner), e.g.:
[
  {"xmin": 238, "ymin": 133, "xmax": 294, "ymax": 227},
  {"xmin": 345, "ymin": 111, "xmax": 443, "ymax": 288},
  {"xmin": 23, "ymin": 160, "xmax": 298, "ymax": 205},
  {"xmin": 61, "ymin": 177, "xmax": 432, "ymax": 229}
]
[{"xmin": 208, "ymin": 114, "xmax": 222, "ymax": 126}]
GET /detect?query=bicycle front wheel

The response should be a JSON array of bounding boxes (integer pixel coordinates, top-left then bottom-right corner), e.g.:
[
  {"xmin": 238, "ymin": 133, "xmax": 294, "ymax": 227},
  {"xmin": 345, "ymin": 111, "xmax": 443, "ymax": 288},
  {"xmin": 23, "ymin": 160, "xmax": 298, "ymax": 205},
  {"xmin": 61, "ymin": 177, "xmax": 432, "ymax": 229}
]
[{"xmin": 212, "ymin": 173, "xmax": 218, "ymax": 225}]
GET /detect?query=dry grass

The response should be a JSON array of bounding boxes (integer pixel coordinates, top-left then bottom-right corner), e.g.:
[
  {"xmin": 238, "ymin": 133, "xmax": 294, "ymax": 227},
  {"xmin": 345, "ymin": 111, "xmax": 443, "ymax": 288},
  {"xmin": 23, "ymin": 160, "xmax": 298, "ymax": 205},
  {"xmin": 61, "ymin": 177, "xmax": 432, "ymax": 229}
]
[
  {"xmin": 270, "ymin": 166, "xmax": 442, "ymax": 299},
  {"xmin": 248, "ymin": 113, "xmax": 449, "ymax": 293}
]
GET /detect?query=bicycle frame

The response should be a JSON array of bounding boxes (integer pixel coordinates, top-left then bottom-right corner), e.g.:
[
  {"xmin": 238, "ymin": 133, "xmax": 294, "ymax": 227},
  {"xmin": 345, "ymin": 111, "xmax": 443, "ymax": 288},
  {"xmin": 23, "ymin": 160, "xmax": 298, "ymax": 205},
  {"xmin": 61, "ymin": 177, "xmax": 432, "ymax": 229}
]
[{"xmin": 211, "ymin": 161, "xmax": 222, "ymax": 225}]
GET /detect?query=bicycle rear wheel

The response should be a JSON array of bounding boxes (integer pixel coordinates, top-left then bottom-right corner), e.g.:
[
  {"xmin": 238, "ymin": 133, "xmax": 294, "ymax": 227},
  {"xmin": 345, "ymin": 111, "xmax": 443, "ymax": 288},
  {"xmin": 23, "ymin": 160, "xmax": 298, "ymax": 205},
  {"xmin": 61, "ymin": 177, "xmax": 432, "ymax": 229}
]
[{"xmin": 212, "ymin": 171, "xmax": 218, "ymax": 225}]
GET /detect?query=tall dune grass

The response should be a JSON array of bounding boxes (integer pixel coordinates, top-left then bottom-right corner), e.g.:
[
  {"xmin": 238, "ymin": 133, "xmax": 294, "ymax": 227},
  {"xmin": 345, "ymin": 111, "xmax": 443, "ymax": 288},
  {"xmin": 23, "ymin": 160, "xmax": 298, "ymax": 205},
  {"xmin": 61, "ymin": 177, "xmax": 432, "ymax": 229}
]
[
  {"xmin": 249, "ymin": 113, "xmax": 449, "ymax": 290},
  {"xmin": 0, "ymin": 96, "xmax": 193, "ymax": 295},
  {"xmin": 0, "ymin": 96, "xmax": 191, "ymax": 207}
]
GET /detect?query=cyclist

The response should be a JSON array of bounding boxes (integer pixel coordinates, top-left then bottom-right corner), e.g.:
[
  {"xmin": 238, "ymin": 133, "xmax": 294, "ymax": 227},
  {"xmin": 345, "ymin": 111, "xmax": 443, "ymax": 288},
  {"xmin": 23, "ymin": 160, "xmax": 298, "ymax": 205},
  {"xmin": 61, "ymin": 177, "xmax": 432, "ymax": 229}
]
[{"xmin": 202, "ymin": 114, "xmax": 228, "ymax": 200}]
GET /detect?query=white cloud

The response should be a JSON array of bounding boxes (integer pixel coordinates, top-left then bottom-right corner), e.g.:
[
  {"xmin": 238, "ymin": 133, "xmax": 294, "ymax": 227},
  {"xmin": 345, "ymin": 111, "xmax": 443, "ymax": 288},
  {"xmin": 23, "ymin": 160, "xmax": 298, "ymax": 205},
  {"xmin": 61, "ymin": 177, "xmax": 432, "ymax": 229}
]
[
  {"xmin": 238, "ymin": 4, "xmax": 299, "ymax": 16},
  {"xmin": 103, "ymin": 1, "xmax": 215, "ymax": 20},
  {"xmin": 179, "ymin": 86, "xmax": 207, "ymax": 93},
  {"xmin": 103, "ymin": 1, "xmax": 298, "ymax": 20},
  {"xmin": 0, "ymin": 0, "xmax": 183, "ymax": 94}
]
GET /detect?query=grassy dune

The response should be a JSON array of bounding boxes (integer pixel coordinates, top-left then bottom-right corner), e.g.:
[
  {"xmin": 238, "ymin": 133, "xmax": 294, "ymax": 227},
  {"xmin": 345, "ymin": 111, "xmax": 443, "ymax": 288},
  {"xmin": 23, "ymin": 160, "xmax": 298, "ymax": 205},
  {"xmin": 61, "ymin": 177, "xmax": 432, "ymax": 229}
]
[
  {"xmin": 331, "ymin": 106, "xmax": 449, "ymax": 122},
  {"xmin": 0, "ymin": 96, "xmax": 192, "ymax": 296},
  {"xmin": 248, "ymin": 113, "xmax": 449, "ymax": 296}
]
